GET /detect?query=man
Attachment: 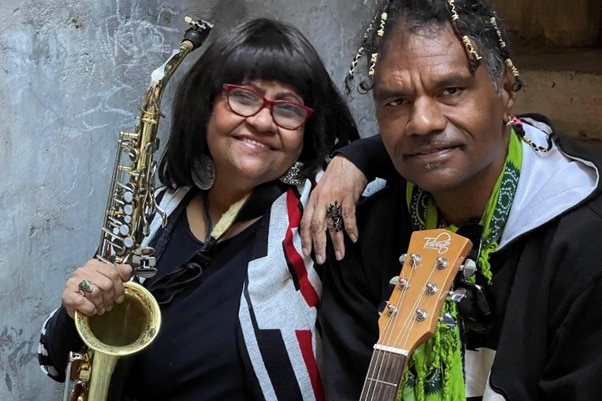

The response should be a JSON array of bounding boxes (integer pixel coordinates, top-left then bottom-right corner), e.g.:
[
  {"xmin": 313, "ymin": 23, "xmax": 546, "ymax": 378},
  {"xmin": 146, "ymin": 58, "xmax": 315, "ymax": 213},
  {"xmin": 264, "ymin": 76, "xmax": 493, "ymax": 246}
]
[{"xmin": 301, "ymin": 0, "xmax": 602, "ymax": 399}]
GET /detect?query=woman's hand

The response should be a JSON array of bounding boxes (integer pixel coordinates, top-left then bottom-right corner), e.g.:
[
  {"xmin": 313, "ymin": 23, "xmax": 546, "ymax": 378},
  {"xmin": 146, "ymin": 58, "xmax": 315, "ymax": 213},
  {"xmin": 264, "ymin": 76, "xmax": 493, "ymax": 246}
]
[
  {"xmin": 300, "ymin": 155, "xmax": 368, "ymax": 264},
  {"xmin": 61, "ymin": 259, "xmax": 132, "ymax": 319}
]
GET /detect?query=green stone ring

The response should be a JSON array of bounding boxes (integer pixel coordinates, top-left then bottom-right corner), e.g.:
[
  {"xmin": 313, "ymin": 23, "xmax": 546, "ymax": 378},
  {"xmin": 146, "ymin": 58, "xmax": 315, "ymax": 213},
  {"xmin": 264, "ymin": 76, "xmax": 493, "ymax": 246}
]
[{"xmin": 77, "ymin": 279, "xmax": 93, "ymax": 293}]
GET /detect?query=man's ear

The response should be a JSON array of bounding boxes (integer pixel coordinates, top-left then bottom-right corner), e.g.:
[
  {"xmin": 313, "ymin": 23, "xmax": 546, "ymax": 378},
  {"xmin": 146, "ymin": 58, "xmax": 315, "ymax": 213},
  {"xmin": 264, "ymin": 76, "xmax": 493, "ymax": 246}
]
[{"xmin": 499, "ymin": 69, "xmax": 516, "ymax": 110}]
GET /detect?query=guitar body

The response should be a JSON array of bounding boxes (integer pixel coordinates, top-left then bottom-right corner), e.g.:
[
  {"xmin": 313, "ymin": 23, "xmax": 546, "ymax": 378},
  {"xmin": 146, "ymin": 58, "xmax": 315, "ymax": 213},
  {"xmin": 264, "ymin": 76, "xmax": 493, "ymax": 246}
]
[{"xmin": 360, "ymin": 229, "xmax": 472, "ymax": 401}]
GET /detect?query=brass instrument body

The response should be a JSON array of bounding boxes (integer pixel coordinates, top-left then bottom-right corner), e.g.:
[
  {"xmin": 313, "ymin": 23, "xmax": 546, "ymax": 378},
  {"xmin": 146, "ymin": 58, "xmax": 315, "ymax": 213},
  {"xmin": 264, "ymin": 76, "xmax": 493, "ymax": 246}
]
[
  {"xmin": 97, "ymin": 18, "xmax": 213, "ymax": 275},
  {"xmin": 69, "ymin": 282, "xmax": 162, "ymax": 401},
  {"xmin": 66, "ymin": 18, "xmax": 213, "ymax": 401}
]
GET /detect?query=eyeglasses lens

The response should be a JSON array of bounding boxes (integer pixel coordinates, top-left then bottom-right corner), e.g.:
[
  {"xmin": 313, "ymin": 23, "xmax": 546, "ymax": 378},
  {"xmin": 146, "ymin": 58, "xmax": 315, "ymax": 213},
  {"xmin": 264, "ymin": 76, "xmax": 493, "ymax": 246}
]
[{"xmin": 227, "ymin": 87, "xmax": 308, "ymax": 129}]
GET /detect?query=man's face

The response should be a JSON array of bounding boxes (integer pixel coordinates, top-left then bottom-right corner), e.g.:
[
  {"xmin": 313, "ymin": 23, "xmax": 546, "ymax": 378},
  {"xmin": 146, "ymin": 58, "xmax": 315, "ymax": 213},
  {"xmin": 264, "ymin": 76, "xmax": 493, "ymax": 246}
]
[{"xmin": 373, "ymin": 23, "xmax": 514, "ymax": 197}]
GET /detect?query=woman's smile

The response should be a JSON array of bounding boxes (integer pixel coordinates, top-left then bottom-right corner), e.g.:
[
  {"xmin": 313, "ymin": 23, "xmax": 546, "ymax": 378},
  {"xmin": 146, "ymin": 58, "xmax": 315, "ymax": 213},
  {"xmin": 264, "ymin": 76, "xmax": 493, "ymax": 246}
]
[{"xmin": 235, "ymin": 135, "xmax": 274, "ymax": 151}]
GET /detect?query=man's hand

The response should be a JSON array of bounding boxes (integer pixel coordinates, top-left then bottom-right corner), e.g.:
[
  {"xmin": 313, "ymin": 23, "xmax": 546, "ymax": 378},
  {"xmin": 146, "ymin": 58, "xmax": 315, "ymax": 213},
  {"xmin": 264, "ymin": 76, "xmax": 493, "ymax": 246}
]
[{"xmin": 300, "ymin": 155, "xmax": 368, "ymax": 264}]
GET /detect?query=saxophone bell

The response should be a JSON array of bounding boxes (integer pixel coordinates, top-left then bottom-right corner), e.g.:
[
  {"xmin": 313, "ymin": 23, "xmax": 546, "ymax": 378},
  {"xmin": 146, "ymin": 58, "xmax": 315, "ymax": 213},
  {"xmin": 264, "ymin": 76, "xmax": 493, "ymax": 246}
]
[{"xmin": 65, "ymin": 282, "xmax": 161, "ymax": 401}]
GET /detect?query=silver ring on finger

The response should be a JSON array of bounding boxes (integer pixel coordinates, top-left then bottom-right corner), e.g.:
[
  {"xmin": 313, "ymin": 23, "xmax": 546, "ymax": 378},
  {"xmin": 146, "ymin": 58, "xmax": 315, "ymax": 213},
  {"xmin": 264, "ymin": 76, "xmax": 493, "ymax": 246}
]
[
  {"xmin": 78, "ymin": 279, "xmax": 93, "ymax": 293},
  {"xmin": 326, "ymin": 201, "xmax": 344, "ymax": 232}
]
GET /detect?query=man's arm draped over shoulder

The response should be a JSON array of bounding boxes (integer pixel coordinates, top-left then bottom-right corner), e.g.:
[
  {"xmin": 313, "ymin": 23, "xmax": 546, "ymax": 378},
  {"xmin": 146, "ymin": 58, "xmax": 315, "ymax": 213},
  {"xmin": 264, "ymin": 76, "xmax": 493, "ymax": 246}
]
[{"xmin": 335, "ymin": 134, "xmax": 397, "ymax": 182}]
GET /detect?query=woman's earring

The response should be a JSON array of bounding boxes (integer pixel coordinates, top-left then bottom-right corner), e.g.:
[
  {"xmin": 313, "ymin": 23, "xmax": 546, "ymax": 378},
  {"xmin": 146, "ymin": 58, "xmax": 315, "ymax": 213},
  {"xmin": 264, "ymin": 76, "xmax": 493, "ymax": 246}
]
[
  {"xmin": 191, "ymin": 155, "xmax": 216, "ymax": 190},
  {"xmin": 279, "ymin": 161, "xmax": 306, "ymax": 186}
]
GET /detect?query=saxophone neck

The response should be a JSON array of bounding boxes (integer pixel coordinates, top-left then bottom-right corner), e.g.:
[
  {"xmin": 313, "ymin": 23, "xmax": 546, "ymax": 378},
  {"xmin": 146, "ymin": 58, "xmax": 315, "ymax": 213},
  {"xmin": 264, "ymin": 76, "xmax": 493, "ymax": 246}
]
[
  {"xmin": 148, "ymin": 17, "xmax": 214, "ymax": 99},
  {"xmin": 183, "ymin": 17, "xmax": 214, "ymax": 50}
]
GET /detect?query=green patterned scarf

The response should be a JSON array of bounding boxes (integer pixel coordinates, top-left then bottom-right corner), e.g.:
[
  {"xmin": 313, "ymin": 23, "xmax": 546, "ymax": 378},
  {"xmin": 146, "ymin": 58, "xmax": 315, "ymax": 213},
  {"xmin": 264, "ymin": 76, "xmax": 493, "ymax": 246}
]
[{"xmin": 399, "ymin": 131, "xmax": 522, "ymax": 401}]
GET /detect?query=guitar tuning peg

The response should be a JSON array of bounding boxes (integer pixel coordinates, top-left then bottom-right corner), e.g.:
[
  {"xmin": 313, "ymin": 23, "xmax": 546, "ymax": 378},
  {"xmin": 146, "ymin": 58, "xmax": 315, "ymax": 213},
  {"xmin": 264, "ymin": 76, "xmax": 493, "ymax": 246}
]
[
  {"xmin": 439, "ymin": 313, "xmax": 456, "ymax": 328},
  {"xmin": 386, "ymin": 302, "xmax": 399, "ymax": 316},
  {"xmin": 389, "ymin": 275, "xmax": 410, "ymax": 291},
  {"xmin": 449, "ymin": 287, "xmax": 467, "ymax": 302},
  {"xmin": 398, "ymin": 253, "xmax": 406, "ymax": 265},
  {"xmin": 409, "ymin": 253, "xmax": 422, "ymax": 267},
  {"xmin": 399, "ymin": 252, "xmax": 422, "ymax": 267},
  {"xmin": 461, "ymin": 258, "xmax": 477, "ymax": 279}
]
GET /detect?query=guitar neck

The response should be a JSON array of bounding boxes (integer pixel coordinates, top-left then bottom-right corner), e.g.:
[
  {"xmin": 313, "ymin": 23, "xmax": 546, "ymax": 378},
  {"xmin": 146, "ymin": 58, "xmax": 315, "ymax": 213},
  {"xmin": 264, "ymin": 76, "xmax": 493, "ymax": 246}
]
[
  {"xmin": 360, "ymin": 348, "xmax": 407, "ymax": 401},
  {"xmin": 358, "ymin": 229, "xmax": 472, "ymax": 401}
]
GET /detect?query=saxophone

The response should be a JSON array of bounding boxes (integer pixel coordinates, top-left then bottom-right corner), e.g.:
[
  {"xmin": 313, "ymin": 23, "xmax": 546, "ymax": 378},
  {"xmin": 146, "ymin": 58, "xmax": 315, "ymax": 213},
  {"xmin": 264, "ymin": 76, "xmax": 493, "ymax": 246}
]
[{"xmin": 64, "ymin": 17, "xmax": 213, "ymax": 401}]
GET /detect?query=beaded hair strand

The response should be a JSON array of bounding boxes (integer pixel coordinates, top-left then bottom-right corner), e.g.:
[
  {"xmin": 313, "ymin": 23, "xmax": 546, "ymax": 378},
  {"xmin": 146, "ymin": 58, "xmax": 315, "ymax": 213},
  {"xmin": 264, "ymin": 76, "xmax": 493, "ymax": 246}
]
[
  {"xmin": 346, "ymin": 0, "xmax": 522, "ymax": 96},
  {"xmin": 344, "ymin": 0, "xmax": 392, "ymax": 93},
  {"xmin": 489, "ymin": 13, "xmax": 523, "ymax": 91},
  {"xmin": 345, "ymin": 7, "xmax": 377, "ymax": 92},
  {"xmin": 446, "ymin": 0, "xmax": 482, "ymax": 69},
  {"xmin": 346, "ymin": 13, "xmax": 378, "ymax": 83},
  {"xmin": 368, "ymin": 11, "xmax": 389, "ymax": 77}
]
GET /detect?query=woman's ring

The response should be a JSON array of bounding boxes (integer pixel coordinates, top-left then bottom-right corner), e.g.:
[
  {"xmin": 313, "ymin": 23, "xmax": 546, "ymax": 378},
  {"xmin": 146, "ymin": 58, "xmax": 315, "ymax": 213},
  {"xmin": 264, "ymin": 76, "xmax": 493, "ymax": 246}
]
[
  {"xmin": 326, "ymin": 201, "xmax": 344, "ymax": 232},
  {"xmin": 78, "ymin": 279, "xmax": 93, "ymax": 293}
]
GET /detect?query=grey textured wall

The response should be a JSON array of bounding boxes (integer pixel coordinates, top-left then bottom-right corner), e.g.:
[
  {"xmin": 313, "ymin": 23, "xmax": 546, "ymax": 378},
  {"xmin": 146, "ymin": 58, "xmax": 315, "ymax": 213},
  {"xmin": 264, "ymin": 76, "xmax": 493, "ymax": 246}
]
[{"xmin": 0, "ymin": 1, "xmax": 377, "ymax": 400}]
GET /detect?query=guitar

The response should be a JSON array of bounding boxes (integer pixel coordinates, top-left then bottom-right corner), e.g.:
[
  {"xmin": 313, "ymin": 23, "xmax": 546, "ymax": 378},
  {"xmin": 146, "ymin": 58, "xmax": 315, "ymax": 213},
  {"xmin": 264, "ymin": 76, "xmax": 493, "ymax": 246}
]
[{"xmin": 360, "ymin": 229, "xmax": 473, "ymax": 401}]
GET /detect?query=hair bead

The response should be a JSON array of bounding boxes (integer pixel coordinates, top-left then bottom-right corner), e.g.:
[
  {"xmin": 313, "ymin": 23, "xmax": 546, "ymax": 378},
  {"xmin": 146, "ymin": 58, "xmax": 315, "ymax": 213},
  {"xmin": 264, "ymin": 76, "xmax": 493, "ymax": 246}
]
[
  {"xmin": 462, "ymin": 35, "xmax": 482, "ymax": 62},
  {"xmin": 490, "ymin": 14, "xmax": 523, "ymax": 91},
  {"xmin": 377, "ymin": 12, "xmax": 388, "ymax": 37},
  {"xmin": 348, "ymin": 46, "xmax": 365, "ymax": 77},
  {"xmin": 447, "ymin": 0, "xmax": 460, "ymax": 21},
  {"xmin": 368, "ymin": 53, "xmax": 379, "ymax": 76},
  {"xmin": 446, "ymin": 0, "xmax": 482, "ymax": 65},
  {"xmin": 345, "ymin": 6, "xmax": 381, "ymax": 88},
  {"xmin": 489, "ymin": 16, "xmax": 506, "ymax": 50}
]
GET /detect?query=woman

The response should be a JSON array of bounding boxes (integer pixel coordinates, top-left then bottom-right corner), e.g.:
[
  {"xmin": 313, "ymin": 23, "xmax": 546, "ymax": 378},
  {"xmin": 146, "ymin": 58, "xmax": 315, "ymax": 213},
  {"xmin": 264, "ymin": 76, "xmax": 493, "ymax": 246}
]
[{"xmin": 38, "ymin": 17, "xmax": 358, "ymax": 401}]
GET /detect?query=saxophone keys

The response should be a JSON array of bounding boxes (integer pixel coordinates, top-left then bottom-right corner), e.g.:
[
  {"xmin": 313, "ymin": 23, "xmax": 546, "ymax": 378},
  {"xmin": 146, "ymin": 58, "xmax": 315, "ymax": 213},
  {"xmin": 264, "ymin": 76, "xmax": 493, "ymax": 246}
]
[
  {"xmin": 118, "ymin": 225, "xmax": 130, "ymax": 236},
  {"xmin": 123, "ymin": 191, "xmax": 134, "ymax": 203}
]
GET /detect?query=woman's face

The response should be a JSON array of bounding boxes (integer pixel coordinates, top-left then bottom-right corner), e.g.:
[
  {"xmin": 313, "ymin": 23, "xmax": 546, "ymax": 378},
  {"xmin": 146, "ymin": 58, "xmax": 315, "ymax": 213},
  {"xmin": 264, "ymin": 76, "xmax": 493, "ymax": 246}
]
[{"xmin": 206, "ymin": 79, "xmax": 306, "ymax": 191}]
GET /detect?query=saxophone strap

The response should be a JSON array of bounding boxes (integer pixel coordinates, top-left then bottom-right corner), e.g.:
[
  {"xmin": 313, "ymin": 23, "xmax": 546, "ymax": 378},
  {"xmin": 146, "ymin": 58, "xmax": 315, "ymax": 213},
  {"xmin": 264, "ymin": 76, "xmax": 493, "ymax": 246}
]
[
  {"xmin": 147, "ymin": 181, "xmax": 288, "ymax": 305},
  {"xmin": 202, "ymin": 191, "xmax": 249, "ymax": 242},
  {"xmin": 202, "ymin": 180, "xmax": 288, "ymax": 254}
]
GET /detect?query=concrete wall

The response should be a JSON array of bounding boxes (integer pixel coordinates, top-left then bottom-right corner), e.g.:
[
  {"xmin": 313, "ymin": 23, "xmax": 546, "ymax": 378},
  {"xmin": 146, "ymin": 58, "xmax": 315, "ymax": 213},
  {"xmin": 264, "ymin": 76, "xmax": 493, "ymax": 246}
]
[
  {"xmin": 0, "ymin": 1, "xmax": 376, "ymax": 400},
  {"xmin": 492, "ymin": 0, "xmax": 601, "ymax": 47},
  {"xmin": 1, "ymin": 1, "xmax": 601, "ymax": 400},
  {"xmin": 514, "ymin": 49, "xmax": 602, "ymax": 145}
]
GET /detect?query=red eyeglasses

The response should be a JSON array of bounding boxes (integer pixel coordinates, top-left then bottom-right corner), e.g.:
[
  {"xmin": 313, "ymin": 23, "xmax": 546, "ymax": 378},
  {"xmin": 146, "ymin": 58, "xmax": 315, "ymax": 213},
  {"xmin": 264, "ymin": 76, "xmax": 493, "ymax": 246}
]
[{"xmin": 222, "ymin": 84, "xmax": 313, "ymax": 130}]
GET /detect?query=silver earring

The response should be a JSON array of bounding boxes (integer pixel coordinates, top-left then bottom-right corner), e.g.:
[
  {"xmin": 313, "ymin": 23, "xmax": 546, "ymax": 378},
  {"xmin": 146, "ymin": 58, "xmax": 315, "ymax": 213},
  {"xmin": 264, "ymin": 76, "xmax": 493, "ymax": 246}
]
[
  {"xmin": 279, "ymin": 161, "xmax": 306, "ymax": 186},
  {"xmin": 191, "ymin": 155, "xmax": 215, "ymax": 190}
]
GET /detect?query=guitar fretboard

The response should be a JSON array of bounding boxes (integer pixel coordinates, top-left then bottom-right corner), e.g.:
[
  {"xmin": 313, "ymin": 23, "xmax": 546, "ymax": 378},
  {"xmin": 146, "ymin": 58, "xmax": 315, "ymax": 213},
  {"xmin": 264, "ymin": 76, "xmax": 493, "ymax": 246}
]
[{"xmin": 360, "ymin": 348, "xmax": 407, "ymax": 401}]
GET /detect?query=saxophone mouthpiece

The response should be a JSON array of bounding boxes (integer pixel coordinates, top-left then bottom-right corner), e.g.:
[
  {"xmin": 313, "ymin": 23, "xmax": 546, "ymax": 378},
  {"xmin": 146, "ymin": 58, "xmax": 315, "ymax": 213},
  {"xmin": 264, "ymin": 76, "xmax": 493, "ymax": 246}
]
[{"xmin": 183, "ymin": 16, "xmax": 214, "ymax": 50}]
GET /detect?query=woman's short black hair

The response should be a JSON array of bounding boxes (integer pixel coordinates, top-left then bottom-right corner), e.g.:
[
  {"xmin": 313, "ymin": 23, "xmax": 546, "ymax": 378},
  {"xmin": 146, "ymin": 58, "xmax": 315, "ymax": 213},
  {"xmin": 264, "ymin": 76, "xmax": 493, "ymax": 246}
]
[{"xmin": 159, "ymin": 17, "xmax": 359, "ymax": 189}]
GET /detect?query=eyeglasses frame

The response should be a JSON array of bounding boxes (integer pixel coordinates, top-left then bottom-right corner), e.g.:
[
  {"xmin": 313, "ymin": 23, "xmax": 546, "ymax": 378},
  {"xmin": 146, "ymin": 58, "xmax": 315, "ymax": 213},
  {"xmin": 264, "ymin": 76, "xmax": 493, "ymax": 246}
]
[{"xmin": 222, "ymin": 83, "xmax": 314, "ymax": 130}]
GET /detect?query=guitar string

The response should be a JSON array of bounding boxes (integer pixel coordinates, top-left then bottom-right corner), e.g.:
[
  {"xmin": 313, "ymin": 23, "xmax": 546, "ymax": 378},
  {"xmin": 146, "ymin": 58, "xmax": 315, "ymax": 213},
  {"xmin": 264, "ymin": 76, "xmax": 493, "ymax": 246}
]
[
  {"xmin": 366, "ymin": 233, "xmax": 470, "ymax": 401},
  {"xmin": 362, "ymin": 261, "xmax": 413, "ymax": 401},
  {"xmin": 365, "ymin": 254, "xmax": 420, "ymax": 400},
  {"xmin": 367, "ymin": 256, "xmax": 441, "ymax": 401},
  {"xmin": 368, "ymin": 256, "xmax": 421, "ymax": 400}
]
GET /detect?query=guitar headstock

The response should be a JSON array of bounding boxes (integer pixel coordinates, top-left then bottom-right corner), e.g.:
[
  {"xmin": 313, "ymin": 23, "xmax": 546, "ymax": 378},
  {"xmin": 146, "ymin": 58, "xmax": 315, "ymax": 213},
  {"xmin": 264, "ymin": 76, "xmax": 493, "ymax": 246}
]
[{"xmin": 377, "ymin": 229, "xmax": 472, "ymax": 353}]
